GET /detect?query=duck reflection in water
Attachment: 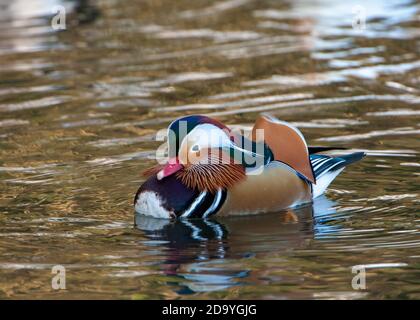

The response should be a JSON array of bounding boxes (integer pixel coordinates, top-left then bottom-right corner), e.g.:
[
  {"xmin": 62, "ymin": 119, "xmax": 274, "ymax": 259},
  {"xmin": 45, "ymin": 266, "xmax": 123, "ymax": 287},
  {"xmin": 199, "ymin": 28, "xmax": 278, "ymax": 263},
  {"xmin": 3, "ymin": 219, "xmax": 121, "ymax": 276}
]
[{"xmin": 135, "ymin": 196, "xmax": 342, "ymax": 294}]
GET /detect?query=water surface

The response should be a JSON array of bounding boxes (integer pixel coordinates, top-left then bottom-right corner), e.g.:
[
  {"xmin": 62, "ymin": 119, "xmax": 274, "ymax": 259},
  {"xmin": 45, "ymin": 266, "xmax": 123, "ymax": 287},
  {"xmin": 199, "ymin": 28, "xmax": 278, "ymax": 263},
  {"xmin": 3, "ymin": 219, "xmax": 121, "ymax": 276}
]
[{"xmin": 0, "ymin": 0, "xmax": 419, "ymax": 299}]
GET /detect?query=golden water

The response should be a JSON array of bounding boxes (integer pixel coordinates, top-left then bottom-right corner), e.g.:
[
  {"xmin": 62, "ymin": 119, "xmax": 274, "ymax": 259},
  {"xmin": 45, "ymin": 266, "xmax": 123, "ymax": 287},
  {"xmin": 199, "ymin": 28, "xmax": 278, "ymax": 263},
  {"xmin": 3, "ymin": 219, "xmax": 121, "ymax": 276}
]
[{"xmin": 0, "ymin": 0, "xmax": 419, "ymax": 299}]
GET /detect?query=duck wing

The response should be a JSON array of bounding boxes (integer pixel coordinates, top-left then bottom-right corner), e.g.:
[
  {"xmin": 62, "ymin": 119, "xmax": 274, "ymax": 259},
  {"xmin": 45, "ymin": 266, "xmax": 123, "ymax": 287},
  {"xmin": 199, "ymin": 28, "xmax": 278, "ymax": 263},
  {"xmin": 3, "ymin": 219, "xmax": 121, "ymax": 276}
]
[{"xmin": 250, "ymin": 114, "xmax": 316, "ymax": 183}]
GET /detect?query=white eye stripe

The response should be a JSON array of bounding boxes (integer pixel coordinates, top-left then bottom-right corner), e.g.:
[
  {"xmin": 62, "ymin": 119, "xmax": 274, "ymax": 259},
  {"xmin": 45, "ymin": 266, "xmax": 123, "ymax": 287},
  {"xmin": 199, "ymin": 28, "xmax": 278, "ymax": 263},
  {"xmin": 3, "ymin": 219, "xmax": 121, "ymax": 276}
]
[{"xmin": 181, "ymin": 124, "xmax": 231, "ymax": 151}]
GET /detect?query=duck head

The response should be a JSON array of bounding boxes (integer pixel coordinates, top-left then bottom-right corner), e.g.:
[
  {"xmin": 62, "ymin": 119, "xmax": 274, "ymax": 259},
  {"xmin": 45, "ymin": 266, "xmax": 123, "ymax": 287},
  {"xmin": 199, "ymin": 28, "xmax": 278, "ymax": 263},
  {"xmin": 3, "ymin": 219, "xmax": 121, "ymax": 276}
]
[{"xmin": 145, "ymin": 115, "xmax": 268, "ymax": 193}]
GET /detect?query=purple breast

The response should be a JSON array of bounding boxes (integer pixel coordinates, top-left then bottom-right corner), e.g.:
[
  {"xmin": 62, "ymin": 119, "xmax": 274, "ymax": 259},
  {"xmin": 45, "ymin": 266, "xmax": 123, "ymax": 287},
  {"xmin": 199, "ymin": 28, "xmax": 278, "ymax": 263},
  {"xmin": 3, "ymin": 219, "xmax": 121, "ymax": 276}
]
[{"xmin": 134, "ymin": 174, "xmax": 200, "ymax": 216}]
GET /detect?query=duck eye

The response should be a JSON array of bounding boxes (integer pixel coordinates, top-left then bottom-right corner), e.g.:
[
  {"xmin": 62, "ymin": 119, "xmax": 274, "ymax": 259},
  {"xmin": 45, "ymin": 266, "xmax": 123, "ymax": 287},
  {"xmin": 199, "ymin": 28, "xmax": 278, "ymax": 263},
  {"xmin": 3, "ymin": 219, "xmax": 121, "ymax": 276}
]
[{"xmin": 191, "ymin": 144, "xmax": 200, "ymax": 152}]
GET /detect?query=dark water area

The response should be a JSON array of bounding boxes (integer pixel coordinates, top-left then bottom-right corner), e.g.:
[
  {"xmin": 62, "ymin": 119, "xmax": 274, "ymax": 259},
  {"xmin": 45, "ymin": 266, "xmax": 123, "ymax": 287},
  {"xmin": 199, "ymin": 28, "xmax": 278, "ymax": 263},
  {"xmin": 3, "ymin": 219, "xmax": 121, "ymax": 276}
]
[{"xmin": 0, "ymin": 0, "xmax": 419, "ymax": 299}]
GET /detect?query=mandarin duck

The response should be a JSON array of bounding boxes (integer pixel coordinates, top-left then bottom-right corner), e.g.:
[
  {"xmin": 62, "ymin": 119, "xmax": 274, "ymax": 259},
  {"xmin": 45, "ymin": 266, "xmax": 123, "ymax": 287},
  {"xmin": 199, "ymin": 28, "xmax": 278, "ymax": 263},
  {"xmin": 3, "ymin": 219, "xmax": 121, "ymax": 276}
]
[{"xmin": 134, "ymin": 114, "xmax": 365, "ymax": 219}]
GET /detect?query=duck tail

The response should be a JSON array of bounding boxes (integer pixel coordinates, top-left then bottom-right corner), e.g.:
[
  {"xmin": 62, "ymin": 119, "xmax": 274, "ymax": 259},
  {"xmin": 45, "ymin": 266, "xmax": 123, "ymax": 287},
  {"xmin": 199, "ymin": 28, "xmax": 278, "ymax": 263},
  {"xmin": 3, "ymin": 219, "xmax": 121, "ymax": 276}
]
[
  {"xmin": 311, "ymin": 152, "xmax": 366, "ymax": 198},
  {"xmin": 334, "ymin": 152, "xmax": 366, "ymax": 168}
]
